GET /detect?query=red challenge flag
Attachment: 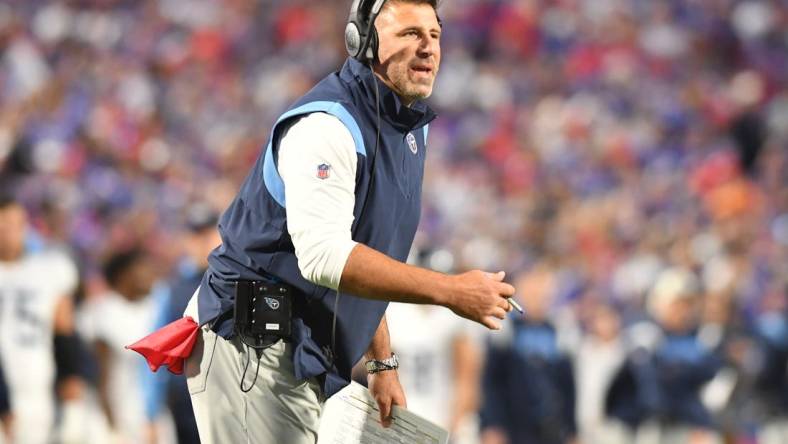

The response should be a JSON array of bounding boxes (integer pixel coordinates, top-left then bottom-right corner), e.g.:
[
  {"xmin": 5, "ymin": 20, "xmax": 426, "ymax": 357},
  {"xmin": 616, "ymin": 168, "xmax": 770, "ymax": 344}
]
[{"xmin": 126, "ymin": 316, "xmax": 200, "ymax": 375}]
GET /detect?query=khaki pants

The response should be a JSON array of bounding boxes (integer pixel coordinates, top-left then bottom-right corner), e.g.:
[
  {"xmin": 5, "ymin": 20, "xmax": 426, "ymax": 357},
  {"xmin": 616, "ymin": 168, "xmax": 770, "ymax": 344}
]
[
  {"xmin": 633, "ymin": 420, "xmax": 722, "ymax": 444},
  {"xmin": 186, "ymin": 326, "xmax": 323, "ymax": 444},
  {"xmin": 760, "ymin": 417, "xmax": 788, "ymax": 444}
]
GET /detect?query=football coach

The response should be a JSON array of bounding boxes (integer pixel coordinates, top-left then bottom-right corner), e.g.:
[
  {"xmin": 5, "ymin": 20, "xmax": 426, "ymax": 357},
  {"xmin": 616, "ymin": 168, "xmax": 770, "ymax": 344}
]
[{"xmin": 183, "ymin": 1, "xmax": 515, "ymax": 442}]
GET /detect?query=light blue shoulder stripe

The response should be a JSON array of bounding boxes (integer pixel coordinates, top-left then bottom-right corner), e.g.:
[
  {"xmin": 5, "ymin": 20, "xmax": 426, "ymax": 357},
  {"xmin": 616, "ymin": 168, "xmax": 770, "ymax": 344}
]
[
  {"xmin": 423, "ymin": 124, "xmax": 429, "ymax": 146},
  {"xmin": 262, "ymin": 141, "xmax": 284, "ymax": 205},
  {"xmin": 277, "ymin": 101, "xmax": 366, "ymax": 157},
  {"xmin": 263, "ymin": 101, "xmax": 367, "ymax": 207}
]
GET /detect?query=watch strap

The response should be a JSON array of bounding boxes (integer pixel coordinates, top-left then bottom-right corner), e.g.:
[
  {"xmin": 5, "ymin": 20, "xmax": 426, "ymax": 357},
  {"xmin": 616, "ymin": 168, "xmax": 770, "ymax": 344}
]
[{"xmin": 365, "ymin": 353, "xmax": 398, "ymax": 374}]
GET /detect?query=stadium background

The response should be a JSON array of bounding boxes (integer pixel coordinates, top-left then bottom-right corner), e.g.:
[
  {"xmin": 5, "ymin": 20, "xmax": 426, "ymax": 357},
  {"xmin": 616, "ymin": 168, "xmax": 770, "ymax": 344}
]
[{"xmin": 0, "ymin": 0, "xmax": 786, "ymax": 443}]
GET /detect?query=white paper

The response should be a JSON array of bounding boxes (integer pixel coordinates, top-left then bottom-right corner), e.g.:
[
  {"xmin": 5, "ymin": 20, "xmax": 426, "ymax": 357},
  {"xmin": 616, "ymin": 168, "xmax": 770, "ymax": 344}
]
[{"xmin": 317, "ymin": 381, "xmax": 449, "ymax": 444}]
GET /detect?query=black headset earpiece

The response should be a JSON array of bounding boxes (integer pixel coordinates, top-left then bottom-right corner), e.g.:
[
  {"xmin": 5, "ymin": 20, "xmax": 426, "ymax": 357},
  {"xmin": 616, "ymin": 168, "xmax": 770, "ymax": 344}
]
[
  {"xmin": 344, "ymin": 0, "xmax": 364, "ymax": 60},
  {"xmin": 345, "ymin": 0, "xmax": 386, "ymax": 63}
]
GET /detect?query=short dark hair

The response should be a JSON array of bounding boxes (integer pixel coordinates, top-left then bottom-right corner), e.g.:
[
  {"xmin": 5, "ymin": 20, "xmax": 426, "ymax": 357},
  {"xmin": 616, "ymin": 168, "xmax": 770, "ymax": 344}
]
[
  {"xmin": 382, "ymin": 0, "xmax": 441, "ymax": 26},
  {"xmin": 386, "ymin": 0, "xmax": 439, "ymax": 12},
  {"xmin": 399, "ymin": 0, "xmax": 438, "ymax": 7},
  {"xmin": 103, "ymin": 248, "xmax": 146, "ymax": 287}
]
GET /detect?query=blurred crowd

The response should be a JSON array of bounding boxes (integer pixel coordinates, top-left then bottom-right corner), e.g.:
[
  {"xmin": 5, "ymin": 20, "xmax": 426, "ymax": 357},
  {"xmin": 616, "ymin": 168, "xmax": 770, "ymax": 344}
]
[{"xmin": 0, "ymin": 0, "xmax": 786, "ymax": 443}]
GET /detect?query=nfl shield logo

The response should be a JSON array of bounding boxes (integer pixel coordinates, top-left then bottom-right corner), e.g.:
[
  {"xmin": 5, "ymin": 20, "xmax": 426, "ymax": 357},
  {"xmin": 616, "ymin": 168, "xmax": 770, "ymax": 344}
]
[
  {"xmin": 317, "ymin": 163, "xmax": 330, "ymax": 179},
  {"xmin": 406, "ymin": 133, "xmax": 418, "ymax": 154}
]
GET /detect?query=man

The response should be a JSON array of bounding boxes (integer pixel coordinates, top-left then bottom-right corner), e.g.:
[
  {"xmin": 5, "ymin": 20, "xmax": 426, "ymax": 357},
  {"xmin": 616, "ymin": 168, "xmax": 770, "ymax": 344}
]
[
  {"xmin": 91, "ymin": 248, "xmax": 176, "ymax": 443},
  {"xmin": 0, "ymin": 196, "xmax": 83, "ymax": 444},
  {"xmin": 386, "ymin": 302, "xmax": 483, "ymax": 441},
  {"xmin": 606, "ymin": 268, "xmax": 722, "ymax": 443},
  {"xmin": 750, "ymin": 290, "xmax": 788, "ymax": 444},
  {"xmin": 480, "ymin": 266, "xmax": 577, "ymax": 444},
  {"xmin": 169, "ymin": 205, "xmax": 221, "ymax": 324},
  {"xmin": 181, "ymin": 1, "xmax": 515, "ymax": 443},
  {"xmin": 155, "ymin": 204, "xmax": 220, "ymax": 444},
  {"xmin": 574, "ymin": 302, "xmax": 627, "ymax": 444}
]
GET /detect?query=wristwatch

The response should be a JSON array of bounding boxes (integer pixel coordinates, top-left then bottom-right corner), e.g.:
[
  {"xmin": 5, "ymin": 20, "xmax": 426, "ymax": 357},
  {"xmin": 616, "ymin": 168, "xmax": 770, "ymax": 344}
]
[{"xmin": 365, "ymin": 353, "xmax": 399, "ymax": 374}]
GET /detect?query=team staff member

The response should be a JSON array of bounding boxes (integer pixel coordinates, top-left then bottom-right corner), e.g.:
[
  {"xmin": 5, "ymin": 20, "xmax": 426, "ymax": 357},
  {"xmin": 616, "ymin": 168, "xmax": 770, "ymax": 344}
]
[{"xmin": 182, "ymin": 0, "xmax": 515, "ymax": 443}]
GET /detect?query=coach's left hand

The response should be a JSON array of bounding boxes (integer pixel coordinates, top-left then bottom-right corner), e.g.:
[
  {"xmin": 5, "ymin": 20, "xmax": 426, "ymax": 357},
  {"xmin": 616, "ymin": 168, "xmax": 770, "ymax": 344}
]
[{"xmin": 368, "ymin": 370, "xmax": 407, "ymax": 428}]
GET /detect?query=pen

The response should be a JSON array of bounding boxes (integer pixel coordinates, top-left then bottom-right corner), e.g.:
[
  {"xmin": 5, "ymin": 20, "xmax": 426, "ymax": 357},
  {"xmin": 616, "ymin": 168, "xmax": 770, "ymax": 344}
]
[{"xmin": 507, "ymin": 297, "xmax": 524, "ymax": 314}]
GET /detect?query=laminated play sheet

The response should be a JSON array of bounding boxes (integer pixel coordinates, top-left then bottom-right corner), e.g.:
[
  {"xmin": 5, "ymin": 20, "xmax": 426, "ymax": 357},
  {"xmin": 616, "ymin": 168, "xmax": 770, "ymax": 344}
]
[{"xmin": 317, "ymin": 381, "xmax": 449, "ymax": 444}]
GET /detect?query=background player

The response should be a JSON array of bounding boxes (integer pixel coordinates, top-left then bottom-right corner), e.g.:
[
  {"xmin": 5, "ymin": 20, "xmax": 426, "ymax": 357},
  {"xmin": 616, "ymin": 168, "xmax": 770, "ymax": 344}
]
[
  {"xmin": 83, "ymin": 248, "xmax": 176, "ymax": 444},
  {"xmin": 387, "ymin": 302, "xmax": 483, "ymax": 443},
  {"xmin": 0, "ymin": 195, "xmax": 83, "ymax": 444}
]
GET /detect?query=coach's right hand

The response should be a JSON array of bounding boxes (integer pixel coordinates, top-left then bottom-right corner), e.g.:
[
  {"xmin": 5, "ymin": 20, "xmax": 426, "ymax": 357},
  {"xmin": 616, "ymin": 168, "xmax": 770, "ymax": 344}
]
[
  {"xmin": 339, "ymin": 245, "xmax": 517, "ymax": 329},
  {"xmin": 443, "ymin": 270, "xmax": 515, "ymax": 330}
]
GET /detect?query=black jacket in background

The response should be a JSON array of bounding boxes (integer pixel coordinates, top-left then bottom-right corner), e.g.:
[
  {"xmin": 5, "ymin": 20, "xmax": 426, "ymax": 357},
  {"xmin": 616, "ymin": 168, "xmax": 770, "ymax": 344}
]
[
  {"xmin": 606, "ymin": 327, "xmax": 721, "ymax": 429},
  {"xmin": 481, "ymin": 318, "xmax": 576, "ymax": 444}
]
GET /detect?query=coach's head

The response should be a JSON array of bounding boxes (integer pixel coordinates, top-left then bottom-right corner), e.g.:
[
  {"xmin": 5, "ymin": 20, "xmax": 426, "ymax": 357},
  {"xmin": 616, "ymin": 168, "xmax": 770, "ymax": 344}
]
[{"xmin": 348, "ymin": 0, "xmax": 441, "ymax": 107}]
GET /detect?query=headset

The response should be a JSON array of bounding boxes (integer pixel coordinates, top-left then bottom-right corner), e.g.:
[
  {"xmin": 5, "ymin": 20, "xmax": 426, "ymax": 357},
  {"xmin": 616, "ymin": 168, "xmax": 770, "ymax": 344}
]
[
  {"xmin": 346, "ymin": 0, "xmax": 441, "ymax": 63},
  {"xmin": 345, "ymin": 0, "xmax": 388, "ymax": 63}
]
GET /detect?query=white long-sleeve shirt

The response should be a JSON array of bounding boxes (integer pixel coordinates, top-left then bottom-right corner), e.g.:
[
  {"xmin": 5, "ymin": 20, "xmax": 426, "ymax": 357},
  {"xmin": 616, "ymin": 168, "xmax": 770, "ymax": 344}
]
[{"xmin": 277, "ymin": 112, "xmax": 359, "ymax": 290}]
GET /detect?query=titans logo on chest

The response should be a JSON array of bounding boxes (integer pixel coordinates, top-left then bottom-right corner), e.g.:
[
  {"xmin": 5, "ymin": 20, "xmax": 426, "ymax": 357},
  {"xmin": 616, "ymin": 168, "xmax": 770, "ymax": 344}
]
[{"xmin": 406, "ymin": 132, "xmax": 417, "ymax": 154}]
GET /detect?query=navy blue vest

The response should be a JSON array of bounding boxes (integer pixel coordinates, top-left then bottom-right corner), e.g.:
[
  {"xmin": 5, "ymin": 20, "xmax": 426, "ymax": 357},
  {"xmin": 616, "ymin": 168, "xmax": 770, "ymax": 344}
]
[{"xmin": 197, "ymin": 58, "xmax": 436, "ymax": 397}]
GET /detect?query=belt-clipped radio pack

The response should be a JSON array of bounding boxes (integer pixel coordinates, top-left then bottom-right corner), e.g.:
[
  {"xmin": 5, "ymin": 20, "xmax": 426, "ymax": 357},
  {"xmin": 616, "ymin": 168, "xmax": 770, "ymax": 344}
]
[{"xmin": 233, "ymin": 280, "xmax": 292, "ymax": 346}]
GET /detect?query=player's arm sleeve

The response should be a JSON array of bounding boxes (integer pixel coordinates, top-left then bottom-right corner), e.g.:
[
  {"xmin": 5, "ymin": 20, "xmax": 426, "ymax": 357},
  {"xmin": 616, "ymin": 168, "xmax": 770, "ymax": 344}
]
[
  {"xmin": 277, "ymin": 112, "xmax": 359, "ymax": 290},
  {"xmin": 53, "ymin": 292, "xmax": 82, "ymax": 380}
]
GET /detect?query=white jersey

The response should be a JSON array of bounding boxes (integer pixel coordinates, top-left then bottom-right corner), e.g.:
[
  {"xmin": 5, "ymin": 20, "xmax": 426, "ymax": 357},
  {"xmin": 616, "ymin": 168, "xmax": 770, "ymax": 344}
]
[
  {"xmin": 0, "ymin": 249, "xmax": 77, "ymax": 444},
  {"xmin": 574, "ymin": 337, "xmax": 626, "ymax": 443},
  {"xmin": 88, "ymin": 290, "xmax": 162, "ymax": 443},
  {"xmin": 386, "ymin": 303, "xmax": 470, "ymax": 428}
]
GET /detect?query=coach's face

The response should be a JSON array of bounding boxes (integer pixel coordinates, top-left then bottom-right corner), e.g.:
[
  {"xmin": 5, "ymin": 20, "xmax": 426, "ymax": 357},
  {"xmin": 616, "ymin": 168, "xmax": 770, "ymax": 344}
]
[{"xmin": 373, "ymin": 2, "xmax": 441, "ymax": 107}]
